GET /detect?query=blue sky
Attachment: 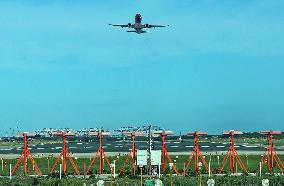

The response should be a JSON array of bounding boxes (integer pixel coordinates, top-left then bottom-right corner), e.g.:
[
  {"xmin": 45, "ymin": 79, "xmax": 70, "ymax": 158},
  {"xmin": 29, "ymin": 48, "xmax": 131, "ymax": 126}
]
[{"xmin": 0, "ymin": 0, "xmax": 283, "ymax": 134}]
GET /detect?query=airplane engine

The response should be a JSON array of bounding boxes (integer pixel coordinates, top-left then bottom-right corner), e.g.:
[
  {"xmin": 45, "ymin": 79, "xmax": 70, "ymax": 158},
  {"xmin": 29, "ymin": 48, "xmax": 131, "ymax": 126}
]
[
  {"xmin": 128, "ymin": 23, "xmax": 131, "ymax": 28},
  {"xmin": 144, "ymin": 24, "xmax": 149, "ymax": 28}
]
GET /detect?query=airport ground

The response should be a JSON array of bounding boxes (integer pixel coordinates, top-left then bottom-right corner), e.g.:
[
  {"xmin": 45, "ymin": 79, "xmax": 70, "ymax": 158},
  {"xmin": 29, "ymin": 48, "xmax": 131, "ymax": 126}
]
[
  {"xmin": 0, "ymin": 154, "xmax": 283, "ymax": 185},
  {"xmin": 0, "ymin": 135, "xmax": 283, "ymax": 185},
  {"xmin": 1, "ymin": 135, "xmax": 284, "ymax": 156},
  {"xmin": 1, "ymin": 154, "xmax": 283, "ymax": 175}
]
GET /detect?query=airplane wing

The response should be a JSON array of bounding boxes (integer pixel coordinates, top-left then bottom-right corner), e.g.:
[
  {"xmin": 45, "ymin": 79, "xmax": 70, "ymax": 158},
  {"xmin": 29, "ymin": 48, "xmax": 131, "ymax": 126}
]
[
  {"xmin": 109, "ymin": 23, "xmax": 130, "ymax": 28},
  {"xmin": 144, "ymin": 24, "xmax": 169, "ymax": 28}
]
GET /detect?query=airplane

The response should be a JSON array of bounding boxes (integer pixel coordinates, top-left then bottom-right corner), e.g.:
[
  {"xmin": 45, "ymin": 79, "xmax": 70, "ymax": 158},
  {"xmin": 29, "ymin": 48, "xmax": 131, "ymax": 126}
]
[{"xmin": 109, "ymin": 14, "xmax": 169, "ymax": 34}]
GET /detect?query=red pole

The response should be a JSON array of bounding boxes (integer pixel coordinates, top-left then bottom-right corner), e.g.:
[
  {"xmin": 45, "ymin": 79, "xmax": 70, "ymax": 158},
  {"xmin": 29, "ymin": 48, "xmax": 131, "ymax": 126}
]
[
  {"xmin": 161, "ymin": 132, "xmax": 166, "ymax": 173},
  {"xmin": 131, "ymin": 132, "xmax": 136, "ymax": 175},
  {"xmin": 268, "ymin": 133, "xmax": 273, "ymax": 171},
  {"xmin": 63, "ymin": 134, "xmax": 67, "ymax": 174},
  {"xmin": 194, "ymin": 133, "xmax": 198, "ymax": 173},
  {"xmin": 99, "ymin": 132, "xmax": 103, "ymax": 175},
  {"xmin": 230, "ymin": 131, "xmax": 235, "ymax": 173},
  {"xmin": 24, "ymin": 134, "xmax": 28, "ymax": 174}
]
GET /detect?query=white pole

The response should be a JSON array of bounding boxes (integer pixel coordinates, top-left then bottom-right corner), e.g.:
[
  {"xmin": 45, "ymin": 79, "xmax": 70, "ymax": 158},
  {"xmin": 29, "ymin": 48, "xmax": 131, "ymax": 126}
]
[
  {"xmin": 9, "ymin": 164, "xmax": 12, "ymax": 180},
  {"xmin": 259, "ymin": 162, "xmax": 262, "ymax": 176},
  {"xmin": 209, "ymin": 161, "xmax": 211, "ymax": 177},
  {"xmin": 158, "ymin": 163, "xmax": 161, "ymax": 178},
  {"xmin": 217, "ymin": 156, "xmax": 219, "ymax": 165},
  {"xmin": 59, "ymin": 164, "xmax": 62, "ymax": 179},
  {"xmin": 113, "ymin": 162, "xmax": 116, "ymax": 179}
]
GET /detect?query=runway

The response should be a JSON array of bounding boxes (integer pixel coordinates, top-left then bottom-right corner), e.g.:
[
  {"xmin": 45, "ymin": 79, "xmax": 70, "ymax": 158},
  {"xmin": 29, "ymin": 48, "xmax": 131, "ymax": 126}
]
[{"xmin": 1, "ymin": 139, "xmax": 283, "ymax": 156}]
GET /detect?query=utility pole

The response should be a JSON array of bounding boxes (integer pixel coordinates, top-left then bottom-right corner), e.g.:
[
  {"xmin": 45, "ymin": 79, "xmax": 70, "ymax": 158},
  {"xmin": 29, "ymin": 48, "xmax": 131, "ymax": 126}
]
[{"xmin": 147, "ymin": 125, "xmax": 153, "ymax": 175}]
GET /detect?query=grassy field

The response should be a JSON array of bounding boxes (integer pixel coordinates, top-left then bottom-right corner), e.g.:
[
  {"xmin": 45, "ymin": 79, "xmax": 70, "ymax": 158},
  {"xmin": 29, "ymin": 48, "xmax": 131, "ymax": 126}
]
[
  {"xmin": 1, "ymin": 154, "xmax": 283, "ymax": 176},
  {"xmin": 0, "ymin": 154, "xmax": 283, "ymax": 186}
]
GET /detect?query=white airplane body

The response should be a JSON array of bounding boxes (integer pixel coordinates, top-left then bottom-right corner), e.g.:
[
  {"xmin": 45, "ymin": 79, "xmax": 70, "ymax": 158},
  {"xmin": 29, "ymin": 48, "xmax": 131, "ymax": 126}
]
[{"xmin": 109, "ymin": 14, "xmax": 168, "ymax": 34}]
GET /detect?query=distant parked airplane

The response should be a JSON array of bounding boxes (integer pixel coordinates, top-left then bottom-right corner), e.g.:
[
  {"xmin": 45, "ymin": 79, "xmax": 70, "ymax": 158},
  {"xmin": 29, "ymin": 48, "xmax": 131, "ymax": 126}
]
[{"xmin": 109, "ymin": 13, "xmax": 169, "ymax": 34}]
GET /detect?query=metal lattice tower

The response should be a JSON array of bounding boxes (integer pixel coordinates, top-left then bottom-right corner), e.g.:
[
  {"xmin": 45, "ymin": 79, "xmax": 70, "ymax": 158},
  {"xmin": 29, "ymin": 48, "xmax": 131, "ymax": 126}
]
[
  {"xmin": 50, "ymin": 133, "xmax": 80, "ymax": 176},
  {"xmin": 153, "ymin": 130, "xmax": 179, "ymax": 174},
  {"xmin": 257, "ymin": 130, "xmax": 283, "ymax": 173},
  {"xmin": 85, "ymin": 131, "xmax": 111, "ymax": 175},
  {"xmin": 183, "ymin": 131, "xmax": 211, "ymax": 175},
  {"xmin": 119, "ymin": 131, "xmax": 143, "ymax": 175},
  {"xmin": 12, "ymin": 133, "xmax": 42, "ymax": 176},
  {"xmin": 218, "ymin": 130, "xmax": 248, "ymax": 175}
]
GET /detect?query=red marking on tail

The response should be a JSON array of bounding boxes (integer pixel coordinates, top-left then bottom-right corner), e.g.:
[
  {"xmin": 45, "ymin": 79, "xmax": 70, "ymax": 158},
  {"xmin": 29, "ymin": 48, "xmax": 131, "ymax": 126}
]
[{"xmin": 135, "ymin": 14, "xmax": 142, "ymax": 23}]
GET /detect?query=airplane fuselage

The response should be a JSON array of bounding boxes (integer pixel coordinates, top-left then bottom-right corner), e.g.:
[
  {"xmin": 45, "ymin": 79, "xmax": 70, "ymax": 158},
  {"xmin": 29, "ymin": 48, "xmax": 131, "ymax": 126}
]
[
  {"xmin": 132, "ymin": 14, "xmax": 145, "ymax": 34},
  {"xmin": 110, "ymin": 13, "xmax": 167, "ymax": 34},
  {"xmin": 132, "ymin": 23, "xmax": 144, "ymax": 33}
]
